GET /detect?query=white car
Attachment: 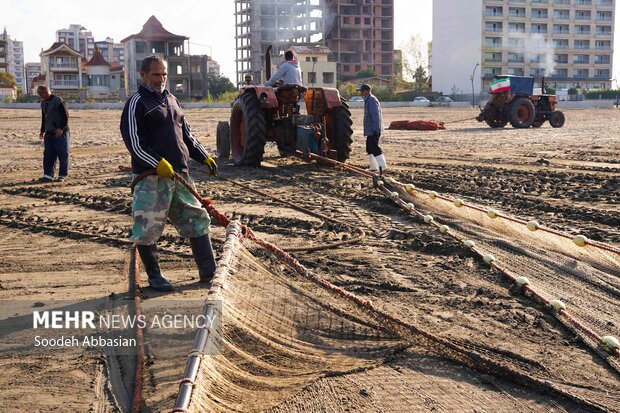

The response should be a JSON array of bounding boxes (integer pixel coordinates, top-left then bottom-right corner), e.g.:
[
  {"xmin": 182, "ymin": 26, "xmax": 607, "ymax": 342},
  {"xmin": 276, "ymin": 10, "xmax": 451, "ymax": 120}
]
[
  {"xmin": 349, "ymin": 96, "xmax": 364, "ymax": 102},
  {"xmin": 412, "ymin": 96, "xmax": 431, "ymax": 107}
]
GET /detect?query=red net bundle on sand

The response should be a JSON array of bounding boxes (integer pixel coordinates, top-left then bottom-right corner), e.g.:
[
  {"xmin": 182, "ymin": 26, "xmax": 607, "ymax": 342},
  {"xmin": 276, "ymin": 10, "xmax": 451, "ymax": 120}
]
[{"xmin": 387, "ymin": 120, "xmax": 446, "ymax": 130}]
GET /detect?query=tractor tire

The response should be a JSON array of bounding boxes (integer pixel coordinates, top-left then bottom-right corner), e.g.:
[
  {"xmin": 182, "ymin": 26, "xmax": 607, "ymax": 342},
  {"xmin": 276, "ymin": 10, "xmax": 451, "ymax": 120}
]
[
  {"xmin": 531, "ymin": 119, "xmax": 545, "ymax": 128},
  {"xmin": 326, "ymin": 98, "xmax": 354, "ymax": 162},
  {"xmin": 508, "ymin": 97, "xmax": 535, "ymax": 128},
  {"xmin": 549, "ymin": 111, "xmax": 565, "ymax": 128},
  {"xmin": 230, "ymin": 93, "xmax": 267, "ymax": 167},
  {"xmin": 216, "ymin": 121, "xmax": 230, "ymax": 160},
  {"xmin": 485, "ymin": 118, "xmax": 508, "ymax": 128}
]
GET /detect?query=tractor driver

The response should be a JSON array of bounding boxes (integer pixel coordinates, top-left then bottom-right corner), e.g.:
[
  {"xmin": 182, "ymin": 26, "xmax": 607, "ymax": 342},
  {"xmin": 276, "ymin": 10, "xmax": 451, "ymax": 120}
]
[{"xmin": 265, "ymin": 50, "xmax": 302, "ymax": 87}]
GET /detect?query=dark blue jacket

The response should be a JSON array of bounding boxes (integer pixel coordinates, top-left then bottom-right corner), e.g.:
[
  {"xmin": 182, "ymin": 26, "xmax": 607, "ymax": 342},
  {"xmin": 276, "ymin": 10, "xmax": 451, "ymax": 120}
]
[
  {"xmin": 363, "ymin": 93, "xmax": 383, "ymax": 137},
  {"xmin": 120, "ymin": 85, "xmax": 210, "ymax": 174},
  {"xmin": 40, "ymin": 95, "xmax": 69, "ymax": 133}
]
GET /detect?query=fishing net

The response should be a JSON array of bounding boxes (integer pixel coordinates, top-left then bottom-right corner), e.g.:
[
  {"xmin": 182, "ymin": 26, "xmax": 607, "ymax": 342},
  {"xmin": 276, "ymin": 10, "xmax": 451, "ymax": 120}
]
[
  {"xmin": 186, "ymin": 238, "xmax": 405, "ymax": 412},
  {"xmin": 399, "ymin": 186, "xmax": 620, "ymax": 362}
]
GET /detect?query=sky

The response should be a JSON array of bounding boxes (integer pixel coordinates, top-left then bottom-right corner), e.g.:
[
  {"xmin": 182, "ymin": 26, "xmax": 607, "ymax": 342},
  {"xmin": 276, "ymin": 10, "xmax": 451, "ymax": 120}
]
[{"xmin": 3, "ymin": 0, "xmax": 618, "ymax": 84}]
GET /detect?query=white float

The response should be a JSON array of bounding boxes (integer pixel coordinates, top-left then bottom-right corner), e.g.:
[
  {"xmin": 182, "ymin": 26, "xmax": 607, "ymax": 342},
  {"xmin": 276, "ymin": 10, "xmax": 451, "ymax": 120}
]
[
  {"xmin": 573, "ymin": 235, "xmax": 588, "ymax": 247},
  {"xmin": 483, "ymin": 254, "xmax": 495, "ymax": 264},
  {"xmin": 454, "ymin": 199, "xmax": 464, "ymax": 207},
  {"xmin": 423, "ymin": 215, "xmax": 434, "ymax": 223},
  {"xmin": 527, "ymin": 220, "xmax": 539, "ymax": 231},
  {"xmin": 487, "ymin": 209, "xmax": 499, "ymax": 219},
  {"xmin": 464, "ymin": 240, "xmax": 475, "ymax": 248},
  {"xmin": 405, "ymin": 184, "xmax": 415, "ymax": 193},
  {"xmin": 428, "ymin": 191, "xmax": 438, "ymax": 199},
  {"xmin": 549, "ymin": 300, "xmax": 566, "ymax": 311},
  {"xmin": 439, "ymin": 225, "xmax": 449, "ymax": 234}
]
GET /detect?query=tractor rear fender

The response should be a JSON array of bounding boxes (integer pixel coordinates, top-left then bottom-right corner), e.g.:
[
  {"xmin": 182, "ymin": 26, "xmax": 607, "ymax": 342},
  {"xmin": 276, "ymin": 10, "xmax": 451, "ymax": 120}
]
[
  {"xmin": 304, "ymin": 87, "xmax": 343, "ymax": 118},
  {"xmin": 240, "ymin": 86, "xmax": 278, "ymax": 108},
  {"xmin": 322, "ymin": 88, "xmax": 344, "ymax": 110}
]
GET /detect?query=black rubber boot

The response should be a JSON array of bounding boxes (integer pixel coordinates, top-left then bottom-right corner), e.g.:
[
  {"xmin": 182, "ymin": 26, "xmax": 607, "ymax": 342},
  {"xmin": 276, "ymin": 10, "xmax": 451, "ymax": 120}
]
[
  {"xmin": 136, "ymin": 244, "xmax": 174, "ymax": 292},
  {"xmin": 189, "ymin": 235, "xmax": 217, "ymax": 283}
]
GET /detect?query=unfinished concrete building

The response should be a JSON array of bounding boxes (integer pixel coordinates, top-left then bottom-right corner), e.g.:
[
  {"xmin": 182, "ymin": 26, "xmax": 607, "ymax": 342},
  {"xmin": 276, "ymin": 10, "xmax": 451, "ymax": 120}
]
[
  {"xmin": 235, "ymin": 0, "xmax": 324, "ymax": 85},
  {"xmin": 235, "ymin": 0, "xmax": 395, "ymax": 86},
  {"xmin": 323, "ymin": 0, "xmax": 395, "ymax": 81}
]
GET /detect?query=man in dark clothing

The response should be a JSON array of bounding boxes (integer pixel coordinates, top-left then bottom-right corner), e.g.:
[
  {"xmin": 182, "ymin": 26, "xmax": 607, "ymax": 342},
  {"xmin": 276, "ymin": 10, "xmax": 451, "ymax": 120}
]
[
  {"xmin": 357, "ymin": 84, "xmax": 387, "ymax": 172},
  {"xmin": 37, "ymin": 86, "xmax": 70, "ymax": 182},
  {"xmin": 120, "ymin": 55, "xmax": 219, "ymax": 292}
]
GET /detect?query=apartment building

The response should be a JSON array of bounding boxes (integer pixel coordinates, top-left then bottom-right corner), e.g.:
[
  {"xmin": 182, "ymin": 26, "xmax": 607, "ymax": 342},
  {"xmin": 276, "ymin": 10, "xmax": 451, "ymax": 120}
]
[
  {"xmin": 94, "ymin": 37, "xmax": 125, "ymax": 65},
  {"xmin": 0, "ymin": 29, "xmax": 26, "ymax": 91},
  {"xmin": 432, "ymin": 0, "xmax": 615, "ymax": 95},
  {"xmin": 56, "ymin": 24, "xmax": 95, "ymax": 60},
  {"xmin": 39, "ymin": 42, "xmax": 84, "ymax": 101},
  {"xmin": 25, "ymin": 62, "xmax": 42, "ymax": 94},
  {"xmin": 323, "ymin": 0, "xmax": 394, "ymax": 81},
  {"xmin": 234, "ymin": 0, "xmax": 323, "ymax": 85}
]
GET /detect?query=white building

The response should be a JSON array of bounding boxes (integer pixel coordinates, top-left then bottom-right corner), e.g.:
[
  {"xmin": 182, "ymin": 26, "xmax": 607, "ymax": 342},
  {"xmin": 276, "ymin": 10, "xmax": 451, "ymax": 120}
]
[
  {"xmin": 432, "ymin": 0, "xmax": 615, "ymax": 95},
  {"xmin": 0, "ymin": 29, "xmax": 25, "ymax": 91},
  {"xmin": 25, "ymin": 62, "xmax": 42, "ymax": 94},
  {"xmin": 56, "ymin": 24, "xmax": 95, "ymax": 60}
]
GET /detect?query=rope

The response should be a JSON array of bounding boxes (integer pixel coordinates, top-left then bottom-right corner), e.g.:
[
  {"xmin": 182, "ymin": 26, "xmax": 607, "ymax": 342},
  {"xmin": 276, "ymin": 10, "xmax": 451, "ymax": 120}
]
[
  {"xmin": 217, "ymin": 176, "xmax": 366, "ymax": 252},
  {"xmin": 129, "ymin": 246, "xmax": 145, "ymax": 413}
]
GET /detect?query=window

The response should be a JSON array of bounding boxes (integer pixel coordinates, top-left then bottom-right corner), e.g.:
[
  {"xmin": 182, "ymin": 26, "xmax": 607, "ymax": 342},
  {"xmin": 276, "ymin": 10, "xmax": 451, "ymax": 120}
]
[
  {"xmin": 532, "ymin": 8, "xmax": 548, "ymax": 18},
  {"xmin": 509, "ymin": 7, "xmax": 525, "ymax": 17},
  {"xmin": 323, "ymin": 72, "xmax": 334, "ymax": 84},
  {"xmin": 595, "ymin": 40, "xmax": 611, "ymax": 49},
  {"xmin": 594, "ymin": 69, "xmax": 610, "ymax": 78},
  {"xmin": 508, "ymin": 52, "xmax": 524, "ymax": 63},
  {"xmin": 596, "ymin": 25, "xmax": 612, "ymax": 35},
  {"xmin": 485, "ymin": 6, "xmax": 503, "ymax": 16},
  {"xmin": 484, "ymin": 52, "xmax": 502, "ymax": 62},
  {"xmin": 554, "ymin": 54, "xmax": 568, "ymax": 63},
  {"xmin": 135, "ymin": 41, "xmax": 146, "ymax": 54},
  {"xmin": 575, "ymin": 25, "xmax": 591, "ymax": 35},
  {"xmin": 553, "ymin": 24, "xmax": 569, "ymax": 34},
  {"xmin": 553, "ymin": 39, "xmax": 569, "ymax": 49},
  {"xmin": 531, "ymin": 68, "xmax": 546, "ymax": 76},
  {"xmin": 485, "ymin": 22, "xmax": 503, "ymax": 32},
  {"xmin": 575, "ymin": 10, "xmax": 591, "ymax": 20},
  {"xmin": 508, "ymin": 68, "xmax": 524, "ymax": 76},
  {"xmin": 573, "ymin": 54, "xmax": 589, "ymax": 64},
  {"xmin": 530, "ymin": 54, "xmax": 545, "ymax": 63},
  {"xmin": 594, "ymin": 55, "xmax": 610, "ymax": 64},
  {"xmin": 508, "ymin": 37, "xmax": 525, "ymax": 48},
  {"xmin": 573, "ymin": 69, "xmax": 589, "ymax": 78},
  {"xmin": 531, "ymin": 24, "xmax": 547, "ymax": 34},
  {"xmin": 553, "ymin": 68, "xmax": 568, "ymax": 77},
  {"xmin": 554, "ymin": 9, "xmax": 570, "ymax": 19},
  {"xmin": 485, "ymin": 37, "xmax": 502, "ymax": 47},
  {"xmin": 597, "ymin": 11, "xmax": 613, "ymax": 20},
  {"xmin": 574, "ymin": 40, "xmax": 590, "ymax": 49},
  {"xmin": 308, "ymin": 72, "xmax": 316, "ymax": 84},
  {"xmin": 508, "ymin": 22, "xmax": 525, "ymax": 33}
]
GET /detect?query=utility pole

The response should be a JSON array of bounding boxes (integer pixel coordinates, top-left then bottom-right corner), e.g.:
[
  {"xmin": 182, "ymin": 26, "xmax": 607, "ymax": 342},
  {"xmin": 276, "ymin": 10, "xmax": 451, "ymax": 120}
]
[{"xmin": 470, "ymin": 62, "xmax": 479, "ymax": 108}]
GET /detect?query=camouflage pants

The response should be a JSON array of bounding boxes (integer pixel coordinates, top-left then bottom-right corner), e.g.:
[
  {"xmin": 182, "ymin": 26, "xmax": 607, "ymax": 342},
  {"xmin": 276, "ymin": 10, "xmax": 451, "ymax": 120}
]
[{"xmin": 131, "ymin": 173, "xmax": 210, "ymax": 245}]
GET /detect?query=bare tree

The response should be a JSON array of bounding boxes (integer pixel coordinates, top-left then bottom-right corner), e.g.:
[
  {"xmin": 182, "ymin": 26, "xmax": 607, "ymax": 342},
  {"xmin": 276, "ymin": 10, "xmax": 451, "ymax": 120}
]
[{"xmin": 400, "ymin": 34, "xmax": 430, "ymax": 93}]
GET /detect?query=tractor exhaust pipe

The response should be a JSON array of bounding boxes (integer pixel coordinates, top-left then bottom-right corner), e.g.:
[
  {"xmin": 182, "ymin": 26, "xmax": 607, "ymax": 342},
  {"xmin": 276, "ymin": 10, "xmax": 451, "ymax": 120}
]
[{"xmin": 265, "ymin": 45, "xmax": 273, "ymax": 83}]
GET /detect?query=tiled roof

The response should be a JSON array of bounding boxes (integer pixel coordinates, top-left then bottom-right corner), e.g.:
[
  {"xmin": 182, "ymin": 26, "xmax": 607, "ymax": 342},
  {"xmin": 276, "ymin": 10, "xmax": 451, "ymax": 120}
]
[
  {"xmin": 40, "ymin": 41, "xmax": 82, "ymax": 57},
  {"xmin": 121, "ymin": 15, "xmax": 188, "ymax": 43},
  {"xmin": 86, "ymin": 48, "xmax": 111, "ymax": 67}
]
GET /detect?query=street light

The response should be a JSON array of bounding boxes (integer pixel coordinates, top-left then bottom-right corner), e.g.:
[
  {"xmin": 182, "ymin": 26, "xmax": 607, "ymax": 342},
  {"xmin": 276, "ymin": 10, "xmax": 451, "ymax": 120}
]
[{"xmin": 470, "ymin": 62, "xmax": 480, "ymax": 108}]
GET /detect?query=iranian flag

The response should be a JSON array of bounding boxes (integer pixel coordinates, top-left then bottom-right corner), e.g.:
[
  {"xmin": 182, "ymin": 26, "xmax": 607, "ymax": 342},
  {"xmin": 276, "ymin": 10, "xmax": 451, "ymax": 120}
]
[{"xmin": 490, "ymin": 78, "xmax": 510, "ymax": 94}]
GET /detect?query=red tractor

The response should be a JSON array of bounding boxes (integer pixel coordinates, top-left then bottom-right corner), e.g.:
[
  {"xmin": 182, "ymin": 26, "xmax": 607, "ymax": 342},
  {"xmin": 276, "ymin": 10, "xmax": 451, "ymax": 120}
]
[
  {"xmin": 476, "ymin": 75, "xmax": 565, "ymax": 129},
  {"xmin": 216, "ymin": 47, "xmax": 353, "ymax": 167}
]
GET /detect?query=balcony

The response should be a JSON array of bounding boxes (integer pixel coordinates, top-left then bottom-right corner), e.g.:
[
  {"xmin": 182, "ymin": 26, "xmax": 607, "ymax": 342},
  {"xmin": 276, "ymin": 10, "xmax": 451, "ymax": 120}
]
[
  {"xmin": 50, "ymin": 80, "xmax": 79, "ymax": 89},
  {"xmin": 49, "ymin": 62, "xmax": 79, "ymax": 72}
]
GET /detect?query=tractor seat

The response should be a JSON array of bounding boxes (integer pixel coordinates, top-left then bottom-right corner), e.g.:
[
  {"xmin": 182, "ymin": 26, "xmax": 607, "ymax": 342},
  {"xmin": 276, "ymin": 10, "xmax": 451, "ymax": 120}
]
[{"xmin": 276, "ymin": 84, "xmax": 307, "ymax": 93}]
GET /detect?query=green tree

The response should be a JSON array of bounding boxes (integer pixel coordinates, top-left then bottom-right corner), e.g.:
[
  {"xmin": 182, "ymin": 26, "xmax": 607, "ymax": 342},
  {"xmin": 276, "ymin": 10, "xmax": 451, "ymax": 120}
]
[
  {"xmin": 355, "ymin": 68, "xmax": 376, "ymax": 79},
  {"xmin": 208, "ymin": 74, "xmax": 237, "ymax": 99},
  {"xmin": 338, "ymin": 82, "xmax": 358, "ymax": 99},
  {"xmin": 0, "ymin": 72, "xmax": 17, "ymax": 88}
]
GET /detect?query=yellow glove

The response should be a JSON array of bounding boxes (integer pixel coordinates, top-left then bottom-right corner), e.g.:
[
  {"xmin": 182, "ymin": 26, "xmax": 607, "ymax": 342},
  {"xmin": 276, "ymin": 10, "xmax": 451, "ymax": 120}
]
[
  {"xmin": 156, "ymin": 158, "xmax": 174, "ymax": 178},
  {"xmin": 203, "ymin": 156, "xmax": 218, "ymax": 176}
]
